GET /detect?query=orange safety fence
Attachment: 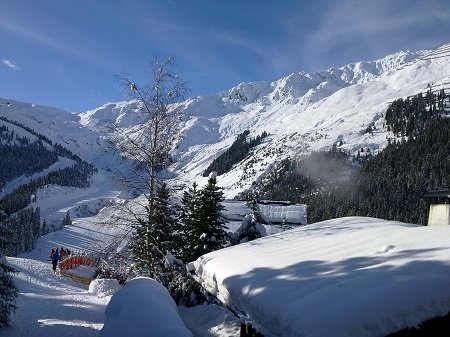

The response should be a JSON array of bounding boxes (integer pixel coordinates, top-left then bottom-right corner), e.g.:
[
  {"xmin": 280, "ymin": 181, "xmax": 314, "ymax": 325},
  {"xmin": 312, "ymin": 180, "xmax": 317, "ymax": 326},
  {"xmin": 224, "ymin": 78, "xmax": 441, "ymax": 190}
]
[{"xmin": 60, "ymin": 255, "xmax": 96, "ymax": 271}]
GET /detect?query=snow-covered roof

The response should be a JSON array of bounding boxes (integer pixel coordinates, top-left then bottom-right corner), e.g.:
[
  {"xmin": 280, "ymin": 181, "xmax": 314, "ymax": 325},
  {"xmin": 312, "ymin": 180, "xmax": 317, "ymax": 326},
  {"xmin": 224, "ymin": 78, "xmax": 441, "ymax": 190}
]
[
  {"xmin": 191, "ymin": 217, "xmax": 450, "ymax": 337},
  {"xmin": 258, "ymin": 203, "xmax": 307, "ymax": 225},
  {"xmin": 221, "ymin": 200, "xmax": 307, "ymax": 225}
]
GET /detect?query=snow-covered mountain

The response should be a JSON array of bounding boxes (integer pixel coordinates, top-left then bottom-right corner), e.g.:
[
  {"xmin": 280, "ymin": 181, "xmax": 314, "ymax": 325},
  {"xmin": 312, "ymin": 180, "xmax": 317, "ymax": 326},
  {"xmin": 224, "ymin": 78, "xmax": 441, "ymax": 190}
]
[
  {"xmin": 2, "ymin": 43, "xmax": 450, "ymax": 207},
  {"xmin": 78, "ymin": 44, "xmax": 450, "ymax": 197}
]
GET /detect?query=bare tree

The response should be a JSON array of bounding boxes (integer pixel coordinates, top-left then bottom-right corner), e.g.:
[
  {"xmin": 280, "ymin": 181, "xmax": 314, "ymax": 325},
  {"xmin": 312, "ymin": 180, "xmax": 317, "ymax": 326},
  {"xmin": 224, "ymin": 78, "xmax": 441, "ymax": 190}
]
[{"xmin": 115, "ymin": 56, "xmax": 189, "ymax": 272}]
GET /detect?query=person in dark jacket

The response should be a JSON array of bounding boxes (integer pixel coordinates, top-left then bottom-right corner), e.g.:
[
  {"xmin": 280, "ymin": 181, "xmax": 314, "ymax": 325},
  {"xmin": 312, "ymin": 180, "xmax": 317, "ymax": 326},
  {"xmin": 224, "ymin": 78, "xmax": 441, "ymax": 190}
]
[
  {"xmin": 50, "ymin": 248, "xmax": 59, "ymax": 271},
  {"xmin": 59, "ymin": 247, "xmax": 66, "ymax": 261}
]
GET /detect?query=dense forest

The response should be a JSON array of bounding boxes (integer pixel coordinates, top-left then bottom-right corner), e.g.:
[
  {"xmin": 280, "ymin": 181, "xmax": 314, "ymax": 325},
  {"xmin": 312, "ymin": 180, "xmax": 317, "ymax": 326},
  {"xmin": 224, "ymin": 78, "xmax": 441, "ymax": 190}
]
[
  {"xmin": 0, "ymin": 120, "xmax": 94, "ymax": 256},
  {"xmin": 385, "ymin": 88, "xmax": 447, "ymax": 137},
  {"xmin": 244, "ymin": 90, "xmax": 450, "ymax": 225},
  {"xmin": 0, "ymin": 161, "xmax": 95, "ymax": 216},
  {"xmin": 0, "ymin": 207, "xmax": 42, "ymax": 256},
  {"xmin": 0, "ymin": 116, "xmax": 84, "ymax": 161},
  {"xmin": 203, "ymin": 130, "xmax": 268, "ymax": 177},
  {"xmin": 0, "ymin": 126, "xmax": 59, "ymax": 189}
]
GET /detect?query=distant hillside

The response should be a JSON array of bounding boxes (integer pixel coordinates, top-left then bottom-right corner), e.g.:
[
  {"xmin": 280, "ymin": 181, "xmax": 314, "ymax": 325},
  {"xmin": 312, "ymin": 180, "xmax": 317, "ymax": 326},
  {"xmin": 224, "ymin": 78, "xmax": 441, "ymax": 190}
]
[
  {"xmin": 0, "ymin": 116, "xmax": 95, "ymax": 208},
  {"xmin": 246, "ymin": 89, "xmax": 450, "ymax": 225},
  {"xmin": 203, "ymin": 130, "xmax": 268, "ymax": 177},
  {"xmin": 0, "ymin": 123, "xmax": 59, "ymax": 189},
  {"xmin": 0, "ymin": 116, "xmax": 96, "ymax": 256}
]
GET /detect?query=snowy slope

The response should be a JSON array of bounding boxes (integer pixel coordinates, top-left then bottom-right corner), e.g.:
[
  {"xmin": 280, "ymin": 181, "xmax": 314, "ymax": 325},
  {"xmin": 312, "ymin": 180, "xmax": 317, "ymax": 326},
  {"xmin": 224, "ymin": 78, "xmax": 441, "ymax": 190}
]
[
  {"xmin": 4, "ymin": 256, "xmax": 107, "ymax": 337},
  {"xmin": 2, "ymin": 216, "xmax": 115, "ymax": 337},
  {"xmin": 168, "ymin": 47, "xmax": 450, "ymax": 197},
  {"xmin": 0, "ymin": 98, "xmax": 136, "ymax": 226},
  {"xmin": 191, "ymin": 216, "xmax": 450, "ymax": 337},
  {"xmin": 1, "ymin": 99, "xmax": 98, "ymax": 165}
]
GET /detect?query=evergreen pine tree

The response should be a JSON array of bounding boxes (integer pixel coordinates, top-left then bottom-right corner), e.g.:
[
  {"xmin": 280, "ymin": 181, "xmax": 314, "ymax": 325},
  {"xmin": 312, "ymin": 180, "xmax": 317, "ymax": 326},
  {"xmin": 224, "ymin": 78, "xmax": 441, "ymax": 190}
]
[
  {"xmin": 179, "ymin": 182, "xmax": 202, "ymax": 262},
  {"xmin": 132, "ymin": 183, "xmax": 179, "ymax": 284},
  {"xmin": 152, "ymin": 183, "xmax": 178, "ymax": 261},
  {"xmin": 232, "ymin": 193, "xmax": 266, "ymax": 243},
  {"xmin": 246, "ymin": 192, "xmax": 265, "ymax": 224},
  {"xmin": 62, "ymin": 211, "xmax": 71, "ymax": 227},
  {"xmin": 0, "ymin": 254, "xmax": 17, "ymax": 327},
  {"xmin": 41, "ymin": 218, "xmax": 48, "ymax": 235},
  {"xmin": 130, "ymin": 182, "xmax": 205, "ymax": 306},
  {"xmin": 32, "ymin": 206, "xmax": 41, "ymax": 242},
  {"xmin": 193, "ymin": 173, "xmax": 229, "ymax": 260}
]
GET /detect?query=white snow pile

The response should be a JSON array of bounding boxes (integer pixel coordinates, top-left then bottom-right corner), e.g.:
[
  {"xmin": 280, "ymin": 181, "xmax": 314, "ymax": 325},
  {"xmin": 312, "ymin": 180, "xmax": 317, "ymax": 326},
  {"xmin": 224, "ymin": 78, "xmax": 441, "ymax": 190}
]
[
  {"xmin": 99, "ymin": 277, "xmax": 193, "ymax": 337},
  {"xmin": 89, "ymin": 278, "xmax": 121, "ymax": 298},
  {"xmin": 191, "ymin": 217, "xmax": 450, "ymax": 337}
]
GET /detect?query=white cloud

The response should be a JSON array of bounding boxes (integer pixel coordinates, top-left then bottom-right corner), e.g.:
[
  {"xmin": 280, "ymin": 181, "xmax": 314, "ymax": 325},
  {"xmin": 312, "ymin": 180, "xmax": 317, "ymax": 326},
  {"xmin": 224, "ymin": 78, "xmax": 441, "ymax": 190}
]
[
  {"xmin": 290, "ymin": 0, "xmax": 450, "ymax": 72},
  {"xmin": 1, "ymin": 59, "xmax": 20, "ymax": 71},
  {"xmin": 0, "ymin": 16, "xmax": 108, "ymax": 68}
]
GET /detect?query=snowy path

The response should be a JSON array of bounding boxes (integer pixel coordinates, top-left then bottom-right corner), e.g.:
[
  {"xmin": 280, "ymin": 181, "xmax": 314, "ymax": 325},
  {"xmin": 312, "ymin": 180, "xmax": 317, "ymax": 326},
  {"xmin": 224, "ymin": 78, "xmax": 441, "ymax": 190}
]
[
  {"xmin": 2, "ymin": 215, "xmax": 241, "ymax": 337},
  {"xmin": 1, "ymin": 217, "xmax": 117, "ymax": 337},
  {"xmin": 3, "ymin": 257, "xmax": 108, "ymax": 337}
]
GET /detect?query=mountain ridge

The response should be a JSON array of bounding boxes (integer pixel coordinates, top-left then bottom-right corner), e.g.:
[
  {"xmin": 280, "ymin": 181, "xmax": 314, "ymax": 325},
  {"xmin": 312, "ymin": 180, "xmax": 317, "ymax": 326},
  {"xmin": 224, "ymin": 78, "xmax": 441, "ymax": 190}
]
[{"xmin": 1, "ymin": 44, "xmax": 449, "ymax": 202}]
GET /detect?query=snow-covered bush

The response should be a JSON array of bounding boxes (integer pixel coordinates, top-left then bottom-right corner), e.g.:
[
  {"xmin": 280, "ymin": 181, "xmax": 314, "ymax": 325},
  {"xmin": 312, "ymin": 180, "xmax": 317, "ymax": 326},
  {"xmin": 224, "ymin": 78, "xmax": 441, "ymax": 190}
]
[
  {"xmin": 234, "ymin": 213, "xmax": 267, "ymax": 243},
  {"xmin": 95, "ymin": 257, "xmax": 129, "ymax": 285},
  {"xmin": 88, "ymin": 278, "xmax": 121, "ymax": 298},
  {"xmin": 99, "ymin": 277, "xmax": 192, "ymax": 337},
  {"xmin": 164, "ymin": 263, "xmax": 206, "ymax": 307}
]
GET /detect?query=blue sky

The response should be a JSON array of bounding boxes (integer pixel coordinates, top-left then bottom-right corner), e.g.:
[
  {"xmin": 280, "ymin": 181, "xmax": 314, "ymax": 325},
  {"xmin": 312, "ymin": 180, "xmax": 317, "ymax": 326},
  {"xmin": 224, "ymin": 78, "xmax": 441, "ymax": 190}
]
[{"xmin": 1, "ymin": 0, "xmax": 449, "ymax": 112}]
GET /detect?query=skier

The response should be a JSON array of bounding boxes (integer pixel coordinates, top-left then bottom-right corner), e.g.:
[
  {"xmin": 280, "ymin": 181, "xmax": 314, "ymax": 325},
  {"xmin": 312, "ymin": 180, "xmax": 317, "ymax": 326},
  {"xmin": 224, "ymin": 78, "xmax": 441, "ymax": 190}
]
[{"xmin": 50, "ymin": 248, "xmax": 59, "ymax": 271}]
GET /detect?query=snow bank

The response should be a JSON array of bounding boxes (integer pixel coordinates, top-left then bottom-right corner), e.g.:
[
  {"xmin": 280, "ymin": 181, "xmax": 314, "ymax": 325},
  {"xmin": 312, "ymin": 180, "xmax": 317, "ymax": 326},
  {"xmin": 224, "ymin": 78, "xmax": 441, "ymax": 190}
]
[
  {"xmin": 192, "ymin": 217, "xmax": 450, "ymax": 337},
  {"xmin": 89, "ymin": 278, "xmax": 121, "ymax": 298},
  {"xmin": 99, "ymin": 277, "xmax": 192, "ymax": 337}
]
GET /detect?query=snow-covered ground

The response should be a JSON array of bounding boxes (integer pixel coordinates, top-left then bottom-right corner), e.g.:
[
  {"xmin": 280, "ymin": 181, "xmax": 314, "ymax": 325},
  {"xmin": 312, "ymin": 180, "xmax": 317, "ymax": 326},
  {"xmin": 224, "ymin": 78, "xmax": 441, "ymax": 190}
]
[
  {"xmin": 6, "ymin": 214, "xmax": 449, "ymax": 337},
  {"xmin": 191, "ymin": 217, "xmax": 450, "ymax": 337},
  {"xmin": 2, "ymin": 214, "xmax": 241, "ymax": 337},
  {"xmin": 4, "ymin": 256, "xmax": 106, "ymax": 337},
  {"xmin": 3, "ymin": 218, "xmax": 109, "ymax": 337},
  {"xmin": 99, "ymin": 277, "xmax": 193, "ymax": 337}
]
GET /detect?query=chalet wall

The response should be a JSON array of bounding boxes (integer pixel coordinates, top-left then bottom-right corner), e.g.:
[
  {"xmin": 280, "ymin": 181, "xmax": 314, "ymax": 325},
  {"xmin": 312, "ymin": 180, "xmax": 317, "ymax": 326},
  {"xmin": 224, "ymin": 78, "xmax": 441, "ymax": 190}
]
[{"xmin": 428, "ymin": 204, "xmax": 450, "ymax": 225}]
